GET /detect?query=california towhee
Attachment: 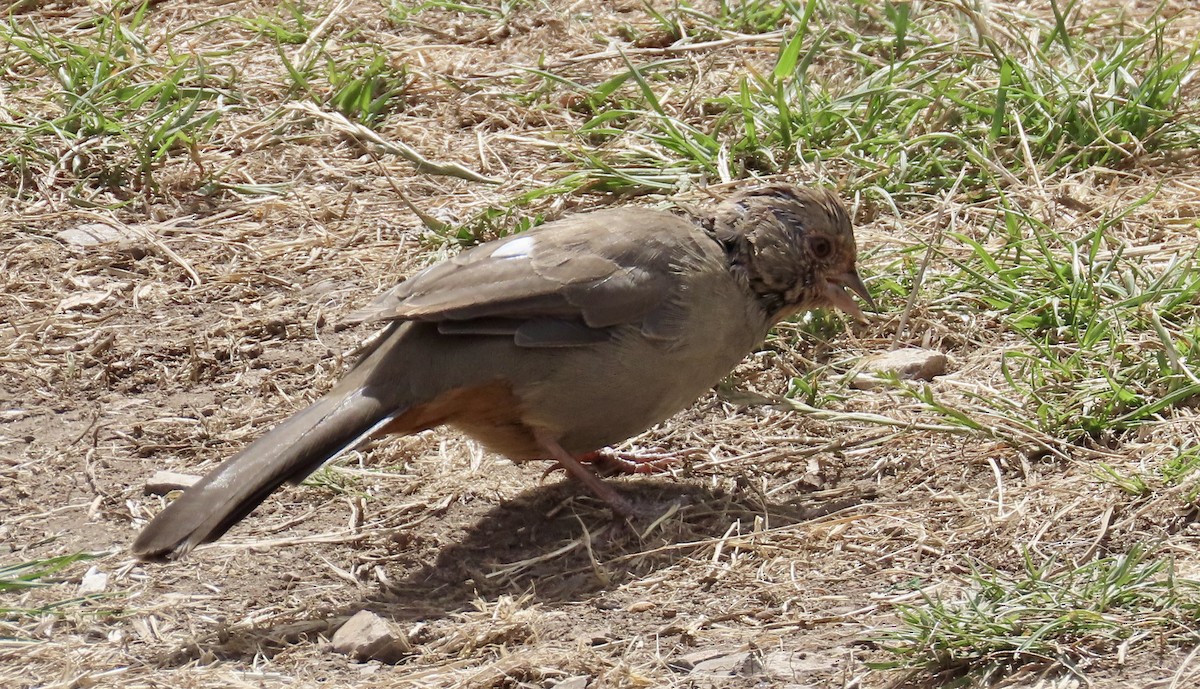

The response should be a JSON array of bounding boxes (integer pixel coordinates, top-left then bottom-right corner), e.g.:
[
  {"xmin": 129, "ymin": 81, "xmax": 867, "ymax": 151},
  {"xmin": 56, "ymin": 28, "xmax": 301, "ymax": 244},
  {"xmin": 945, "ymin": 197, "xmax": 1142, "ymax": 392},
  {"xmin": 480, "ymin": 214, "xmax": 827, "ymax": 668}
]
[{"xmin": 132, "ymin": 184, "xmax": 873, "ymax": 559}]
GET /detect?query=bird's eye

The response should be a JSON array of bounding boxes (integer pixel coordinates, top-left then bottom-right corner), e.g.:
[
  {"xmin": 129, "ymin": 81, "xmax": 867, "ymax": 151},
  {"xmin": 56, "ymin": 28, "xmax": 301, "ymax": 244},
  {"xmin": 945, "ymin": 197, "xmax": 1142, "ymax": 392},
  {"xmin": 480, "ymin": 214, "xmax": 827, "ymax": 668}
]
[{"xmin": 810, "ymin": 236, "xmax": 832, "ymax": 259}]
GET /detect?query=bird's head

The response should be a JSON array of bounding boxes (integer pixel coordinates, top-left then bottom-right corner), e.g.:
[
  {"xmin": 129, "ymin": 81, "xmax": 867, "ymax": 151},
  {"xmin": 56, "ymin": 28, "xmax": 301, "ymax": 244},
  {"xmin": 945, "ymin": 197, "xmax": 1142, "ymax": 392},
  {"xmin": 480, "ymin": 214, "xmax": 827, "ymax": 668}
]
[{"xmin": 711, "ymin": 183, "xmax": 875, "ymax": 323}]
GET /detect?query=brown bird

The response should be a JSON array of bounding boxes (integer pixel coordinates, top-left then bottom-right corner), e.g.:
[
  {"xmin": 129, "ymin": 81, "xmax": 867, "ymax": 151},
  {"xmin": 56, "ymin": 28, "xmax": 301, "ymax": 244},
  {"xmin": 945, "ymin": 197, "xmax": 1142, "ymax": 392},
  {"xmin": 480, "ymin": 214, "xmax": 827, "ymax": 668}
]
[{"xmin": 132, "ymin": 184, "xmax": 873, "ymax": 560}]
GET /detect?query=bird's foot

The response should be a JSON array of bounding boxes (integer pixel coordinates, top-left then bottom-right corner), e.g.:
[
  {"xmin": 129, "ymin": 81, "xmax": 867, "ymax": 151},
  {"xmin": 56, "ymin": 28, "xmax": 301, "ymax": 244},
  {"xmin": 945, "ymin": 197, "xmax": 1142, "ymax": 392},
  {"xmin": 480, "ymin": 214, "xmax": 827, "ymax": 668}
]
[{"xmin": 577, "ymin": 448, "xmax": 687, "ymax": 476}]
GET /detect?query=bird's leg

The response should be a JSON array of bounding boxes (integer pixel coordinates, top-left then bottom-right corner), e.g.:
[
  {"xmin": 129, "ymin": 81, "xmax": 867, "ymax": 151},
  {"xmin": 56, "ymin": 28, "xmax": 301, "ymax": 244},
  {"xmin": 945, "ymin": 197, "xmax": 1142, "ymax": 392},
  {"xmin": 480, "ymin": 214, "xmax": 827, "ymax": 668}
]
[
  {"xmin": 577, "ymin": 449, "xmax": 683, "ymax": 476},
  {"xmin": 534, "ymin": 430, "xmax": 637, "ymax": 518}
]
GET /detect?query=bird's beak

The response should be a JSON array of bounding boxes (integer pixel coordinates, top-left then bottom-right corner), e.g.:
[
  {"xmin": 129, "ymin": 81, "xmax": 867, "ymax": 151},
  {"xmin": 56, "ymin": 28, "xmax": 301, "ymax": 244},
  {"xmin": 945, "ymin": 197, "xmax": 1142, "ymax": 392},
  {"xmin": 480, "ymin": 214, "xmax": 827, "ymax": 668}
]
[{"xmin": 824, "ymin": 269, "xmax": 876, "ymax": 323}]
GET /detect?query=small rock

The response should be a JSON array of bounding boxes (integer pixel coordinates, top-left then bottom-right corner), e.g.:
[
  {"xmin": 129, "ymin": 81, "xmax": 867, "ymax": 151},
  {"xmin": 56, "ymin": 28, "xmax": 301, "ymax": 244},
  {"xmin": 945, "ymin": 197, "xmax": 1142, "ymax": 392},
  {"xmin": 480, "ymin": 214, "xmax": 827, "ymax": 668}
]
[
  {"xmin": 853, "ymin": 348, "xmax": 948, "ymax": 390},
  {"xmin": 58, "ymin": 290, "xmax": 117, "ymax": 312},
  {"xmin": 56, "ymin": 223, "xmax": 129, "ymax": 247},
  {"xmin": 331, "ymin": 610, "xmax": 411, "ymax": 663},
  {"xmin": 762, "ymin": 650, "xmax": 834, "ymax": 681},
  {"xmin": 144, "ymin": 471, "xmax": 202, "ymax": 495},
  {"xmin": 79, "ymin": 566, "xmax": 108, "ymax": 595},
  {"xmin": 55, "ymin": 222, "xmax": 148, "ymax": 259},
  {"xmin": 552, "ymin": 676, "xmax": 590, "ymax": 689},
  {"xmin": 674, "ymin": 648, "xmax": 763, "ymax": 676}
]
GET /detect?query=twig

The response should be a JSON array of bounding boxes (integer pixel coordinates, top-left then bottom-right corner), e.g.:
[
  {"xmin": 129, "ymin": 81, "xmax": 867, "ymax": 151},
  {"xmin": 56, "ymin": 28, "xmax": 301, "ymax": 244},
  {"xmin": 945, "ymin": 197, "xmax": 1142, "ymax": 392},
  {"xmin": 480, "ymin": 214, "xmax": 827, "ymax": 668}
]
[{"xmin": 289, "ymin": 102, "xmax": 499, "ymax": 184}]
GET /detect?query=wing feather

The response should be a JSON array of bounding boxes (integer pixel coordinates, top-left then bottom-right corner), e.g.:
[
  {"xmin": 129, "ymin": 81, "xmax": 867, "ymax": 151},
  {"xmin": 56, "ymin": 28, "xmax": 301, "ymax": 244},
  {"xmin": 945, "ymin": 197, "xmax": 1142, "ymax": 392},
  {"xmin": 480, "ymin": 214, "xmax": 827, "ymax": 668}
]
[{"xmin": 344, "ymin": 208, "xmax": 717, "ymax": 347}]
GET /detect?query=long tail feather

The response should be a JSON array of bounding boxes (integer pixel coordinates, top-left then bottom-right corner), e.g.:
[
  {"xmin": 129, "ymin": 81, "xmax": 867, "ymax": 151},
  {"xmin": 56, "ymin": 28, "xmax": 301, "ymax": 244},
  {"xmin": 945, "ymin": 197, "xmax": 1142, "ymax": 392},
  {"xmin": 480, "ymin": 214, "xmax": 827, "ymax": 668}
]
[{"xmin": 132, "ymin": 376, "xmax": 399, "ymax": 560}]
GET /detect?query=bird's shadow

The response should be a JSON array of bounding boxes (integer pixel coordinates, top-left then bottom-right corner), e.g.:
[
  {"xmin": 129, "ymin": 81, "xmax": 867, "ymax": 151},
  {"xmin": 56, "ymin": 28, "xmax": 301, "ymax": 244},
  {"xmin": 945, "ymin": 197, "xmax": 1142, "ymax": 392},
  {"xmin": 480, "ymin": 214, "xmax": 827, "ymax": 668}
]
[{"xmin": 167, "ymin": 477, "xmax": 875, "ymax": 663}]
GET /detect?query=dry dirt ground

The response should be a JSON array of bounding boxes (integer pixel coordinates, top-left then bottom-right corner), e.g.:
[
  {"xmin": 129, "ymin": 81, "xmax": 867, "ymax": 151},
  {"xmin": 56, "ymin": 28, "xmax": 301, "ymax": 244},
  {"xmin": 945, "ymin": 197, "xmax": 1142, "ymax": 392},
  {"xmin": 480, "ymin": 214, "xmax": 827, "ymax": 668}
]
[{"xmin": 3, "ymin": 1, "xmax": 1200, "ymax": 688}]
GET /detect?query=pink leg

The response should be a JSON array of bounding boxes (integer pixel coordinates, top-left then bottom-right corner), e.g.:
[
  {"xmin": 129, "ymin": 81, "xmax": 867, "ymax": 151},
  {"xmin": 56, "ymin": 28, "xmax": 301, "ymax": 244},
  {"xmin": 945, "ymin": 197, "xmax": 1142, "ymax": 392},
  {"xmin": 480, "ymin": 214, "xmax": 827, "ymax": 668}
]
[
  {"xmin": 578, "ymin": 449, "xmax": 682, "ymax": 475},
  {"xmin": 534, "ymin": 430, "xmax": 637, "ymax": 518}
]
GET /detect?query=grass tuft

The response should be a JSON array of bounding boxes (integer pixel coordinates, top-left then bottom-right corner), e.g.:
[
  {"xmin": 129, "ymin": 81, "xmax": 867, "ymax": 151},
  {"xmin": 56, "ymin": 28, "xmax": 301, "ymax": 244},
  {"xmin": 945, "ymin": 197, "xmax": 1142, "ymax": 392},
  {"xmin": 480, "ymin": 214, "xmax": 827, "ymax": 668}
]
[
  {"xmin": 0, "ymin": 5, "xmax": 236, "ymax": 203},
  {"xmin": 875, "ymin": 546, "xmax": 1200, "ymax": 681}
]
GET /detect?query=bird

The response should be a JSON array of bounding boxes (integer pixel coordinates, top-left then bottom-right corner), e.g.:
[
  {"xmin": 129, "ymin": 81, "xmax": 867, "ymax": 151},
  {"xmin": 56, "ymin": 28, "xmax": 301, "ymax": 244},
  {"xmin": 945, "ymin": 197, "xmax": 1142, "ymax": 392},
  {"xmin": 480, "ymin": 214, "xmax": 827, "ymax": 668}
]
[{"xmin": 132, "ymin": 183, "xmax": 874, "ymax": 560}]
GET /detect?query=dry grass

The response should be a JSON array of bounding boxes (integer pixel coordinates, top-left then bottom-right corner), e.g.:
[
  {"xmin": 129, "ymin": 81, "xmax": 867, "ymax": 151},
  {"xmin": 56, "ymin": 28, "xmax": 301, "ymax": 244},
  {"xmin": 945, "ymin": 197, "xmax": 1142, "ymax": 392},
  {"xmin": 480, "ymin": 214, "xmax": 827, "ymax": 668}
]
[{"xmin": 4, "ymin": 1, "xmax": 1200, "ymax": 687}]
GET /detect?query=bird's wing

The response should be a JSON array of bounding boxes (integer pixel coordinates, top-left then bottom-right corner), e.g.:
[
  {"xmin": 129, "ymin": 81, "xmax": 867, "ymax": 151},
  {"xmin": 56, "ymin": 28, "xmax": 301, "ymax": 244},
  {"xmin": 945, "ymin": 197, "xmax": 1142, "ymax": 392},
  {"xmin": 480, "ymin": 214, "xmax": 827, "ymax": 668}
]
[{"xmin": 346, "ymin": 208, "xmax": 715, "ymax": 347}]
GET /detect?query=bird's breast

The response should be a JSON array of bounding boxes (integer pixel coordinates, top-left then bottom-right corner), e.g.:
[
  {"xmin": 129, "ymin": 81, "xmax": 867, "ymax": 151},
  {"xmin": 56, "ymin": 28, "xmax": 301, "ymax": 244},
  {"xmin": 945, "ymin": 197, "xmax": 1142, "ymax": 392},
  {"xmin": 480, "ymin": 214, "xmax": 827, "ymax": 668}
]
[{"xmin": 511, "ymin": 274, "xmax": 770, "ymax": 455}]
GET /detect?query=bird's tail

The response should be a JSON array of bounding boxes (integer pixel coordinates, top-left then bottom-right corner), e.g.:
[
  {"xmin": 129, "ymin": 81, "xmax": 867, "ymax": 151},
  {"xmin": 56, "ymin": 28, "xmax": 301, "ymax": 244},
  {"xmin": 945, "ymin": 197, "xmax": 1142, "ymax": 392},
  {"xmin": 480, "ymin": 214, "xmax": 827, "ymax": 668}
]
[{"xmin": 132, "ymin": 360, "xmax": 400, "ymax": 561}]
